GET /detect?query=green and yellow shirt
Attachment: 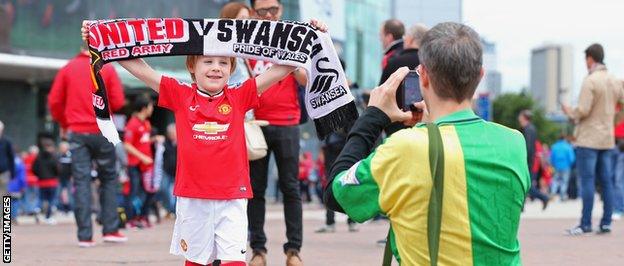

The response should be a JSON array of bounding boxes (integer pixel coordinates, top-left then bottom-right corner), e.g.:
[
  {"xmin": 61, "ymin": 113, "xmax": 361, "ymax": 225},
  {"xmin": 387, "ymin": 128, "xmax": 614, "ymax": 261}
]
[{"xmin": 328, "ymin": 108, "xmax": 530, "ymax": 265}]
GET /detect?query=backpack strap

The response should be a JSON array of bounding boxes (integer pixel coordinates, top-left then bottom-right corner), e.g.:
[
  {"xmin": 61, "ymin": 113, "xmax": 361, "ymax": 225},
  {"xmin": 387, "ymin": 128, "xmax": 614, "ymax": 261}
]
[
  {"xmin": 426, "ymin": 123, "xmax": 445, "ymax": 266},
  {"xmin": 381, "ymin": 124, "xmax": 445, "ymax": 266},
  {"xmin": 382, "ymin": 229, "xmax": 393, "ymax": 266}
]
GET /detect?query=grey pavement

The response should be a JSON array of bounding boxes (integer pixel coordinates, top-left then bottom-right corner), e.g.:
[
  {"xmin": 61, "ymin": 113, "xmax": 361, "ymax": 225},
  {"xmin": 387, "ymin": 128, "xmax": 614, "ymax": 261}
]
[{"xmin": 10, "ymin": 197, "xmax": 624, "ymax": 265}]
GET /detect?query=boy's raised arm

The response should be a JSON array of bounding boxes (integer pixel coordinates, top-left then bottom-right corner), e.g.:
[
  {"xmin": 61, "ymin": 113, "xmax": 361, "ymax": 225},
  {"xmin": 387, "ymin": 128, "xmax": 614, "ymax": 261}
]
[
  {"xmin": 82, "ymin": 21, "xmax": 162, "ymax": 93},
  {"xmin": 255, "ymin": 65, "xmax": 297, "ymax": 94},
  {"xmin": 117, "ymin": 60, "xmax": 162, "ymax": 93},
  {"xmin": 254, "ymin": 19, "xmax": 328, "ymax": 94}
]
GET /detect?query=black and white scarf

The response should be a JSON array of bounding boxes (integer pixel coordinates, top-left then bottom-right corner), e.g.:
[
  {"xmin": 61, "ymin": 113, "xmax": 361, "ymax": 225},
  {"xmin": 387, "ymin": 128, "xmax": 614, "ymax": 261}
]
[{"xmin": 87, "ymin": 18, "xmax": 358, "ymax": 144}]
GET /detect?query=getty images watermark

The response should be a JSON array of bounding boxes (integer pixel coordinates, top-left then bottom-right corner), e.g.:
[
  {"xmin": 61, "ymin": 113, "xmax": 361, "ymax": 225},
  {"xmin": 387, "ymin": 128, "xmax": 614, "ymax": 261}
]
[{"xmin": 2, "ymin": 196, "xmax": 10, "ymax": 263}]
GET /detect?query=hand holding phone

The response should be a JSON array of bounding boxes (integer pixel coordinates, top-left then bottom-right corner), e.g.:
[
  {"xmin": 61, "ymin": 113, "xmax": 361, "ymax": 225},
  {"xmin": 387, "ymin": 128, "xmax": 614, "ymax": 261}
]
[
  {"xmin": 396, "ymin": 70, "xmax": 422, "ymax": 111},
  {"xmin": 368, "ymin": 67, "xmax": 414, "ymax": 123}
]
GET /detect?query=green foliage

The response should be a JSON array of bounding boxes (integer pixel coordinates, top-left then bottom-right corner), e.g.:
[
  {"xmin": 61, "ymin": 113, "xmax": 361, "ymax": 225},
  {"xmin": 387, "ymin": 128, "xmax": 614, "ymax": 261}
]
[{"xmin": 492, "ymin": 92, "xmax": 562, "ymax": 144}]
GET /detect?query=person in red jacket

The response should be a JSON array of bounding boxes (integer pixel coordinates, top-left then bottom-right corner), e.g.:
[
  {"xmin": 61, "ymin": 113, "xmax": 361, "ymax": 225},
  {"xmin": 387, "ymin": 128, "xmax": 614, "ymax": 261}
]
[
  {"xmin": 247, "ymin": 2, "xmax": 308, "ymax": 265},
  {"xmin": 48, "ymin": 47, "xmax": 127, "ymax": 248}
]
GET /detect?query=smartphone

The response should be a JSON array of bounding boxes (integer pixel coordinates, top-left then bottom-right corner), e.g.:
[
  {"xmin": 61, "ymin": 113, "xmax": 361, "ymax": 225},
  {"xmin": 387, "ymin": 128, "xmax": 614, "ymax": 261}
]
[{"xmin": 396, "ymin": 70, "xmax": 422, "ymax": 111}]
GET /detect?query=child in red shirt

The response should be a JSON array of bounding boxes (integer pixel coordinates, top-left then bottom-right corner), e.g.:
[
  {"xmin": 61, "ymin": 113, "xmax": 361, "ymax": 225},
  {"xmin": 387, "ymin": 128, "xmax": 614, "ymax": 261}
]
[
  {"xmin": 124, "ymin": 95, "xmax": 156, "ymax": 228},
  {"xmin": 83, "ymin": 19, "xmax": 328, "ymax": 266}
]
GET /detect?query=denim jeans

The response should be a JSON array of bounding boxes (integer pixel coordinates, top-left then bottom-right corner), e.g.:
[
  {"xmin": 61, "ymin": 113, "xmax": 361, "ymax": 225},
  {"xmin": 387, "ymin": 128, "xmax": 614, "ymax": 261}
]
[
  {"xmin": 69, "ymin": 133, "xmax": 120, "ymax": 241},
  {"xmin": 23, "ymin": 185, "xmax": 40, "ymax": 213},
  {"xmin": 57, "ymin": 177, "xmax": 74, "ymax": 213},
  {"xmin": 528, "ymin": 173, "xmax": 549, "ymax": 202},
  {"xmin": 551, "ymin": 170, "xmax": 571, "ymax": 199},
  {"xmin": 10, "ymin": 196, "xmax": 21, "ymax": 219},
  {"xmin": 612, "ymin": 149, "xmax": 624, "ymax": 213},
  {"xmin": 158, "ymin": 172, "xmax": 176, "ymax": 213},
  {"xmin": 39, "ymin": 187, "xmax": 57, "ymax": 219},
  {"xmin": 128, "ymin": 166, "xmax": 157, "ymax": 220},
  {"xmin": 248, "ymin": 125, "xmax": 302, "ymax": 253},
  {"xmin": 126, "ymin": 166, "xmax": 145, "ymax": 220},
  {"xmin": 576, "ymin": 147, "xmax": 615, "ymax": 230}
]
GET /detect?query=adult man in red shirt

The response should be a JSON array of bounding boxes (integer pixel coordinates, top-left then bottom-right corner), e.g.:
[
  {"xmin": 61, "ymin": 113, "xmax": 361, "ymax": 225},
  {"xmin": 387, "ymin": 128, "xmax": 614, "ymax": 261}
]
[
  {"xmin": 124, "ymin": 94, "xmax": 154, "ymax": 228},
  {"xmin": 48, "ymin": 47, "xmax": 127, "ymax": 247},
  {"xmin": 248, "ymin": 1, "xmax": 307, "ymax": 265}
]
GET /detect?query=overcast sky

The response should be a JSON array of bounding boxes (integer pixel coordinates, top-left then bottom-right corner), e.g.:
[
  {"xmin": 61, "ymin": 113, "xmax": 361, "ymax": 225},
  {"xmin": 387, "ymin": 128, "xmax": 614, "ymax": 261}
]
[{"xmin": 463, "ymin": 0, "xmax": 624, "ymax": 97}]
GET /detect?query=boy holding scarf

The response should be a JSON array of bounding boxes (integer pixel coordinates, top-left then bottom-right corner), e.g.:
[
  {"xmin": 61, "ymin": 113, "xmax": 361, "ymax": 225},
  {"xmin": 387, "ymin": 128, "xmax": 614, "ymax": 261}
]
[{"xmin": 82, "ymin": 19, "xmax": 327, "ymax": 266}]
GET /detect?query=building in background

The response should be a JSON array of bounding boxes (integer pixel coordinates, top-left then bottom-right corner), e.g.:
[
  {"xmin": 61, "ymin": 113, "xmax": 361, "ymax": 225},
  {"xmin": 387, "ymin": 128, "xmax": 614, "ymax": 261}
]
[
  {"xmin": 322, "ymin": 0, "xmax": 460, "ymax": 91},
  {"xmin": 476, "ymin": 38, "xmax": 502, "ymax": 98},
  {"xmin": 342, "ymin": 0, "xmax": 391, "ymax": 89},
  {"xmin": 299, "ymin": 0, "xmax": 345, "ymax": 43},
  {"xmin": 486, "ymin": 71, "xmax": 502, "ymax": 96},
  {"xmin": 391, "ymin": 0, "xmax": 462, "ymax": 28},
  {"xmin": 530, "ymin": 44, "xmax": 573, "ymax": 116}
]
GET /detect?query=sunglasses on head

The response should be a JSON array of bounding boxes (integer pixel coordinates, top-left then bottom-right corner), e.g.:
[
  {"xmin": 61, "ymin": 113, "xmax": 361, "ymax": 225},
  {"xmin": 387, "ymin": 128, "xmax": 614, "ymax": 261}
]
[{"xmin": 255, "ymin": 6, "xmax": 279, "ymax": 17}]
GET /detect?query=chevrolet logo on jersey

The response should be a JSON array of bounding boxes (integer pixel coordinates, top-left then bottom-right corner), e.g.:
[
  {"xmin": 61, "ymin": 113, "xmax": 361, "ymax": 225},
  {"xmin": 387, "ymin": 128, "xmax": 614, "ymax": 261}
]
[{"xmin": 192, "ymin": 122, "xmax": 229, "ymax": 135}]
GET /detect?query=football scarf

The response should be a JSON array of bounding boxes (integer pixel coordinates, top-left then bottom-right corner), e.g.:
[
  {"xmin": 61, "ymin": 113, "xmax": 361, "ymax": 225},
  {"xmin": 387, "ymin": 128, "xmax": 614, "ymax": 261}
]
[
  {"xmin": 141, "ymin": 141, "xmax": 164, "ymax": 194},
  {"xmin": 87, "ymin": 18, "xmax": 358, "ymax": 144}
]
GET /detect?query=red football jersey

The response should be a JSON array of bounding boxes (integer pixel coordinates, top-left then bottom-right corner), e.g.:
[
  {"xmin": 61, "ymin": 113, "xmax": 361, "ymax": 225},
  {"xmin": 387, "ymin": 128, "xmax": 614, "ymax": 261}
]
[
  {"xmin": 158, "ymin": 76, "xmax": 259, "ymax": 199},
  {"xmin": 248, "ymin": 59, "xmax": 300, "ymax": 125},
  {"xmin": 124, "ymin": 116, "xmax": 152, "ymax": 167}
]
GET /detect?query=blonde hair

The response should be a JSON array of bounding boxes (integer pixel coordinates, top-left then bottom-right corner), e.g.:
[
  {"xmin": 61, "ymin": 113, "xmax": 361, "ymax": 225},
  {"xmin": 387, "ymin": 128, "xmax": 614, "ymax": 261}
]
[
  {"xmin": 220, "ymin": 2, "xmax": 251, "ymax": 19},
  {"xmin": 185, "ymin": 55, "xmax": 237, "ymax": 82}
]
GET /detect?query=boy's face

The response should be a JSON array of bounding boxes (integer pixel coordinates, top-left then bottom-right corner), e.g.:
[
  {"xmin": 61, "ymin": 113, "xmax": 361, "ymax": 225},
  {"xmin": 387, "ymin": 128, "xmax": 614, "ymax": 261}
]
[
  {"xmin": 59, "ymin": 142, "xmax": 69, "ymax": 153},
  {"xmin": 144, "ymin": 103, "xmax": 154, "ymax": 117},
  {"xmin": 190, "ymin": 56, "xmax": 232, "ymax": 92}
]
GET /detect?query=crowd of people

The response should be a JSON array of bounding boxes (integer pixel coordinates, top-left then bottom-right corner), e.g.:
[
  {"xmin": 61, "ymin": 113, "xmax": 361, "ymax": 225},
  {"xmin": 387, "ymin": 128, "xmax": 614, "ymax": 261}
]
[
  {"xmin": 1, "ymin": 0, "xmax": 623, "ymax": 265},
  {"xmin": 518, "ymin": 42, "xmax": 624, "ymax": 237},
  {"xmin": 1, "ymin": 106, "xmax": 178, "ymax": 229}
]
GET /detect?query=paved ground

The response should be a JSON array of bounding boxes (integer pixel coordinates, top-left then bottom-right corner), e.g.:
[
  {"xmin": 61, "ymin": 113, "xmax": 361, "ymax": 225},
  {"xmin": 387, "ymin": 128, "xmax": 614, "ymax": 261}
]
[{"xmin": 9, "ymin": 198, "xmax": 624, "ymax": 265}]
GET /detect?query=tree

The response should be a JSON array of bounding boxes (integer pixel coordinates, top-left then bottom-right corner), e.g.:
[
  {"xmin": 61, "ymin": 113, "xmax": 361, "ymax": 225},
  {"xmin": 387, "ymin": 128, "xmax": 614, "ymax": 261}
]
[{"xmin": 492, "ymin": 92, "xmax": 561, "ymax": 144}]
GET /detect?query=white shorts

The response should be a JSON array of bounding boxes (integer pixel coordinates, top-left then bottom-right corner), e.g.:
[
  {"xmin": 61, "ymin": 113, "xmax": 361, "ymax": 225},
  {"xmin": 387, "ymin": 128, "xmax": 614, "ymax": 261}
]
[{"xmin": 170, "ymin": 197, "xmax": 248, "ymax": 264}]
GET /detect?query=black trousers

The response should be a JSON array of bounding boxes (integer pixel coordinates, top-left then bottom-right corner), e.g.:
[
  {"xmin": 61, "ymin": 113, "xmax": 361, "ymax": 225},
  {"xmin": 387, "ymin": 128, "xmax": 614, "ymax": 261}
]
[
  {"xmin": 248, "ymin": 125, "xmax": 302, "ymax": 253},
  {"xmin": 322, "ymin": 138, "xmax": 354, "ymax": 225}
]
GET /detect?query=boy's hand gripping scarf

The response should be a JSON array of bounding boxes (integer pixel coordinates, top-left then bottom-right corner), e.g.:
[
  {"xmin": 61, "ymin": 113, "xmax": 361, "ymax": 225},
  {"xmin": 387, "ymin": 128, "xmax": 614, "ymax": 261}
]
[{"xmin": 87, "ymin": 18, "xmax": 358, "ymax": 144}]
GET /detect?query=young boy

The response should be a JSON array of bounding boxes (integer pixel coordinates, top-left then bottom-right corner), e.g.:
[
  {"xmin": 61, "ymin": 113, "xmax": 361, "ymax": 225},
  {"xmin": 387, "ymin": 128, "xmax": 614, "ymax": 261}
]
[
  {"xmin": 83, "ymin": 19, "xmax": 327, "ymax": 266},
  {"xmin": 124, "ymin": 95, "xmax": 155, "ymax": 228},
  {"xmin": 32, "ymin": 133, "xmax": 59, "ymax": 225}
]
